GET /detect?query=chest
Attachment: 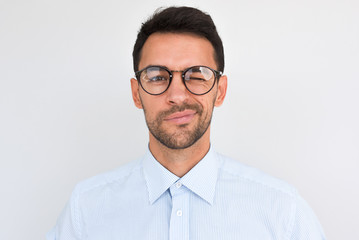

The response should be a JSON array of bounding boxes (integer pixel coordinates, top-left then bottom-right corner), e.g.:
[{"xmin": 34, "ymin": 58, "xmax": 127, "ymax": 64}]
[{"xmin": 81, "ymin": 190, "xmax": 288, "ymax": 240}]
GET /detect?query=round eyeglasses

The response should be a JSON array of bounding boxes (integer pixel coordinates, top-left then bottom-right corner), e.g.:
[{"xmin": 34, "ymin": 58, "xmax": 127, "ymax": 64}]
[{"xmin": 135, "ymin": 65, "xmax": 222, "ymax": 95}]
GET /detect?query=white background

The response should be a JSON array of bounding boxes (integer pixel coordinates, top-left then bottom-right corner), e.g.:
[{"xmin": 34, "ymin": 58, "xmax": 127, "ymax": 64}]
[{"xmin": 0, "ymin": 0, "xmax": 358, "ymax": 239}]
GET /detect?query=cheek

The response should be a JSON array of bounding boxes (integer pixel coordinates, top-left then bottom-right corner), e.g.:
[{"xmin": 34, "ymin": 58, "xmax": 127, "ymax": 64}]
[
  {"xmin": 141, "ymin": 97, "xmax": 161, "ymax": 119},
  {"xmin": 199, "ymin": 94, "xmax": 217, "ymax": 110},
  {"xmin": 139, "ymin": 93, "xmax": 153, "ymax": 109}
]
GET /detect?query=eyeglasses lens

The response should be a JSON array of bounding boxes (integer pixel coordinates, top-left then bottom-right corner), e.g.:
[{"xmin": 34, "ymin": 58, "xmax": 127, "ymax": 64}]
[
  {"xmin": 184, "ymin": 67, "xmax": 214, "ymax": 94},
  {"xmin": 141, "ymin": 67, "xmax": 170, "ymax": 95}
]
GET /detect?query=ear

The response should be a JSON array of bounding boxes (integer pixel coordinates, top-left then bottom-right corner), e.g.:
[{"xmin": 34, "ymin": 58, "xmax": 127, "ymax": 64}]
[
  {"xmin": 214, "ymin": 75, "xmax": 227, "ymax": 107},
  {"xmin": 130, "ymin": 78, "xmax": 143, "ymax": 109}
]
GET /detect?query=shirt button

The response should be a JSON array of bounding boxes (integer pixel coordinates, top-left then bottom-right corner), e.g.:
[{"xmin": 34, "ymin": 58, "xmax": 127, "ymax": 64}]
[
  {"xmin": 176, "ymin": 210, "xmax": 182, "ymax": 217},
  {"xmin": 175, "ymin": 182, "xmax": 182, "ymax": 188}
]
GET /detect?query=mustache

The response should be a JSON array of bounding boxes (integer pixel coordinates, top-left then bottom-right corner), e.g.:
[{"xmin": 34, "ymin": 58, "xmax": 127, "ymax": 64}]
[{"xmin": 157, "ymin": 103, "xmax": 202, "ymax": 121}]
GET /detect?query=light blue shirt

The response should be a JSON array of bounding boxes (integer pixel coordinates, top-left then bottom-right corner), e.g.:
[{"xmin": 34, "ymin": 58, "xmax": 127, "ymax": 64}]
[{"xmin": 47, "ymin": 148, "xmax": 325, "ymax": 239}]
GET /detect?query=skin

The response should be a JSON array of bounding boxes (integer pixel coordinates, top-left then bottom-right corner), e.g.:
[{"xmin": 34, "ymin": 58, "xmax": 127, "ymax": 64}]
[{"xmin": 131, "ymin": 33, "xmax": 227, "ymax": 177}]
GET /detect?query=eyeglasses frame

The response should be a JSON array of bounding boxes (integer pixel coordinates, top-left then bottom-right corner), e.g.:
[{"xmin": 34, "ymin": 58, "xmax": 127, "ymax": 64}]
[{"xmin": 135, "ymin": 65, "xmax": 223, "ymax": 96}]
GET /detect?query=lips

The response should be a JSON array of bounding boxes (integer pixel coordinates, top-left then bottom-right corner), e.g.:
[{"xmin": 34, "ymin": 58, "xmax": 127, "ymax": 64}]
[{"xmin": 164, "ymin": 109, "xmax": 196, "ymax": 124}]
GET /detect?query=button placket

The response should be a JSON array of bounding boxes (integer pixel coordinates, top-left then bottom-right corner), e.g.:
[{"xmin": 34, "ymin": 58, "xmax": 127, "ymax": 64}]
[{"xmin": 169, "ymin": 183, "xmax": 189, "ymax": 240}]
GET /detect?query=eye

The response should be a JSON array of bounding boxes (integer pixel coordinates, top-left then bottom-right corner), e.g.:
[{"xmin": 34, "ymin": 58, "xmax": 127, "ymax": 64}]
[
  {"xmin": 187, "ymin": 76, "xmax": 207, "ymax": 81},
  {"xmin": 147, "ymin": 75, "xmax": 168, "ymax": 82},
  {"xmin": 143, "ymin": 67, "xmax": 170, "ymax": 83},
  {"xmin": 185, "ymin": 72, "xmax": 208, "ymax": 82},
  {"xmin": 185, "ymin": 67, "xmax": 213, "ymax": 82}
]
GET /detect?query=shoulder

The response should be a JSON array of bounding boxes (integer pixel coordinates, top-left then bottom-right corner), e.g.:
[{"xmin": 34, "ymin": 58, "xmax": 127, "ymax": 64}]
[
  {"xmin": 72, "ymin": 158, "xmax": 142, "ymax": 197},
  {"xmin": 216, "ymin": 152, "xmax": 298, "ymax": 198},
  {"xmin": 215, "ymin": 153, "xmax": 326, "ymax": 238},
  {"xmin": 215, "ymin": 153, "xmax": 298, "ymax": 236}
]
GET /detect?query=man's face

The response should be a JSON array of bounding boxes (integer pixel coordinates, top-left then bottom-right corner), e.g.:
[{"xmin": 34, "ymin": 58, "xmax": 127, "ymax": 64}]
[{"xmin": 131, "ymin": 33, "xmax": 227, "ymax": 149}]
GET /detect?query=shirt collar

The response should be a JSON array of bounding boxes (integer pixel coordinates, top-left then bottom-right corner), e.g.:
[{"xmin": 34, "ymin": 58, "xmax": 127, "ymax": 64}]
[
  {"xmin": 142, "ymin": 150, "xmax": 179, "ymax": 205},
  {"xmin": 180, "ymin": 148, "xmax": 219, "ymax": 205},
  {"xmin": 142, "ymin": 146, "xmax": 219, "ymax": 205}
]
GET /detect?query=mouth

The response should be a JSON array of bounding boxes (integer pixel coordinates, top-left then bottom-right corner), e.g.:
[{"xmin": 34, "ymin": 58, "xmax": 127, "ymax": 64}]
[{"xmin": 163, "ymin": 109, "xmax": 197, "ymax": 125}]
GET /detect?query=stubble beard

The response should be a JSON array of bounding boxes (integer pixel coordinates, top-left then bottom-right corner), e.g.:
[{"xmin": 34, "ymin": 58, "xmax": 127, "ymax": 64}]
[{"xmin": 143, "ymin": 102, "xmax": 213, "ymax": 150}]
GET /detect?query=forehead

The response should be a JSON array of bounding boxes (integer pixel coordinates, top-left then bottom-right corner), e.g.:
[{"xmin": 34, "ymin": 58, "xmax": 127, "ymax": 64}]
[{"xmin": 139, "ymin": 33, "xmax": 217, "ymax": 70}]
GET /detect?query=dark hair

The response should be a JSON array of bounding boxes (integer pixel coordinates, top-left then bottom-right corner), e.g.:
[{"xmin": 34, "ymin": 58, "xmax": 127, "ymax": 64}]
[{"xmin": 132, "ymin": 6, "xmax": 224, "ymax": 72}]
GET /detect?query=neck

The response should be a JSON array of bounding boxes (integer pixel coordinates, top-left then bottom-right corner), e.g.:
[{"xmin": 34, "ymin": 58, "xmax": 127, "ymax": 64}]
[{"xmin": 148, "ymin": 129, "xmax": 211, "ymax": 177}]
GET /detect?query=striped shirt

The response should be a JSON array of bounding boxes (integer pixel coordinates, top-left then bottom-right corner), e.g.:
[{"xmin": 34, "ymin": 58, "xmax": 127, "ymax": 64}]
[{"xmin": 47, "ymin": 147, "xmax": 326, "ymax": 239}]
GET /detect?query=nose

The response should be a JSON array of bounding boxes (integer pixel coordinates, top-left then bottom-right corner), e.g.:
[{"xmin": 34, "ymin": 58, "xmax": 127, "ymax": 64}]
[{"xmin": 165, "ymin": 72, "xmax": 190, "ymax": 105}]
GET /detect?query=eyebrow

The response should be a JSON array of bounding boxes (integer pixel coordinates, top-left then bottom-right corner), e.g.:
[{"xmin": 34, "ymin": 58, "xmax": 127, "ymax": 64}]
[
  {"xmin": 143, "ymin": 64, "xmax": 169, "ymax": 70},
  {"xmin": 142, "ymin": 65, "xmax": 197, "ymax": 72}
]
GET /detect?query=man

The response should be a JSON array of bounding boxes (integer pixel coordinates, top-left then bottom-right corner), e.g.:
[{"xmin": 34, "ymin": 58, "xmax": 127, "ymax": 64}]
[{"xmin": 47, "ymin": 6, "xmax": 326, "ymax": 239}]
